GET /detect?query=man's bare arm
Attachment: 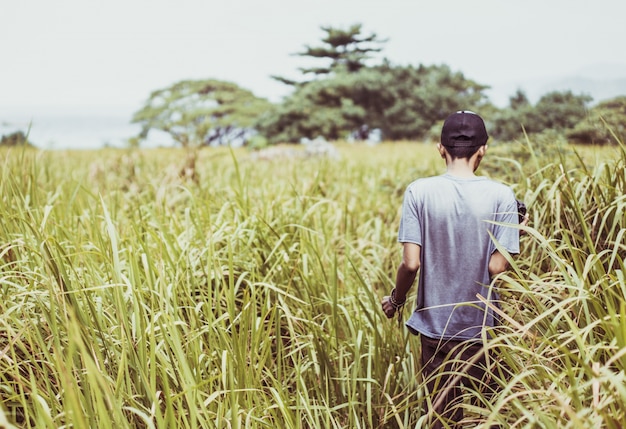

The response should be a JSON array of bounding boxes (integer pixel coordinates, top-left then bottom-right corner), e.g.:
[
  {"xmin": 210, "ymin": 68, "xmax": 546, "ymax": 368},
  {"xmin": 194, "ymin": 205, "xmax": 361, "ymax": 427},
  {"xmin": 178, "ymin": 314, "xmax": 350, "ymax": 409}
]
[
  {"xmin": 488, "ymin": 250, "xmax": 509, "ymax": 277},
  {"xmin": 382, "ymin": 243, "xmax": 420, "ymax": 318}
]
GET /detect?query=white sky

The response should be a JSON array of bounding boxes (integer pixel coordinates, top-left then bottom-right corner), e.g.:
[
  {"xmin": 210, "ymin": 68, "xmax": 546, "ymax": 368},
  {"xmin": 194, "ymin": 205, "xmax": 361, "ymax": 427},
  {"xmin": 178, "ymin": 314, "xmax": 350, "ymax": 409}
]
[{"xmin": 2, "ymin": 0, "xmax": 626, "ymax": 114}]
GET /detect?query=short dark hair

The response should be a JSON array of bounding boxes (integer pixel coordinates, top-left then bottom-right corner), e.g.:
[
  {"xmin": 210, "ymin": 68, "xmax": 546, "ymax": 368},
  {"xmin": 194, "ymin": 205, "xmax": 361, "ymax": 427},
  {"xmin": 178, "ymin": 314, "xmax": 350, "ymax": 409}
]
[{"xmin": 444, "ymin": 144, "xmax": 482, "ymax": 160}]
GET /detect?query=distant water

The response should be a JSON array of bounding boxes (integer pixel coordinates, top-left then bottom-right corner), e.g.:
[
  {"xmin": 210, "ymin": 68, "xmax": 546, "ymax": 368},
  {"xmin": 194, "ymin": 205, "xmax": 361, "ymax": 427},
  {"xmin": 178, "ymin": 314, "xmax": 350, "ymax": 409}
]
[{"xmin": 0, "ymin": 107, "xmax": 173, "ymax": 150}]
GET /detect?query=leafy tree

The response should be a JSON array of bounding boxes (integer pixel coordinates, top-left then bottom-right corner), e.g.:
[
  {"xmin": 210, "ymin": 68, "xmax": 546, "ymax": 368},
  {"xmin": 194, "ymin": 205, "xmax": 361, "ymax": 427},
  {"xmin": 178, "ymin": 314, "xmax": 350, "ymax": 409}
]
[
  {"xmin": 132, "ymin": 79, "xmax": 272, "ymax": 147},
  {"xmin": 490, "ymin": 90, "xmax": 534, "ymax": 141},
  {"xmin": 567, "ymin": 96, "xmax": 626, "ymax": 144},
  {"xmin": 509, "ymin": 89, "xmax": 531, "ymax": 110},
  {"xmin": 532, "ymin": 90, "xmax": 592, "ymax": 132},
  {"xmin": 377, "ymin": 63, "xmax": 488, "ymax": 140},
  {"xmin": 490, "ymin": 90, "xmax": 592, "ymax": 142},
  {"xmin": 257, "ymin": 77, "xmax": 364, "ymax": 143},
  {"xmin": 0, "ymin": 131, "xmax": 33, "ymax": 147},
  {"xmin": 272, "ymin": 24, "xmax": 386, "ymax": 86},
  {"xmin": 260, "ymin": 62, "xmax": 488, "ymax": 143}
]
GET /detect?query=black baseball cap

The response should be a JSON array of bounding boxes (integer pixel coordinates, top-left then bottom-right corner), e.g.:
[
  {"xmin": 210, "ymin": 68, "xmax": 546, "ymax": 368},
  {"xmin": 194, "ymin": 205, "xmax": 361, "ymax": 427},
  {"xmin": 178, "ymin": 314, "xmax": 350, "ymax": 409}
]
[{"xmin": 441, "ymin": 110, "xmax": 488, "ymax": 148}]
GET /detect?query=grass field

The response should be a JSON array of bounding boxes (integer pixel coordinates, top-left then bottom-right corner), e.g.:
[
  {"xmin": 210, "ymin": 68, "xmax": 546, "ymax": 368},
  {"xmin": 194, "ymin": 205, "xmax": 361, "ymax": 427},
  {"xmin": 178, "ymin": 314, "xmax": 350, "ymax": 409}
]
[{"xmin": 1, "ymin": 139, "xmax": 625, "ymax": 428}]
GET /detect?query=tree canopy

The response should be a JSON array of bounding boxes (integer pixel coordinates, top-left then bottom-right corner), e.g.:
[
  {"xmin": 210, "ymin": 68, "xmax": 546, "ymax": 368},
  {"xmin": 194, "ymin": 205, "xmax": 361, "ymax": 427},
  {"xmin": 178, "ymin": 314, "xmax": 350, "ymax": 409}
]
[
  {"xmin": 272, "ymin": 24, "xmax": 386, "ymax": 86},
  {"xmin": 490, "ymin": 90, "xmax": 592, "ymax": 142},
  {"xmin": 566, "ymin": 96, "xmax": 626, "ymax": 144},
  {"xmin": 130, "ymin": 23, "xmax": 622, "ymax": 148},
  {"xmin": 0, "ymin": 131, "xmax": 33, "ymax": 148},
  {"xmin": 260, "ymin": 61, "xmax": 488, "ymax": 143},
  {"xmin": 262, "ymin": 24, "xmax": 489, "ymax": 143},
  {"xmin": 132, "ymin": 79, "xmax": 271, "ymax": 147},
  {"xmin": 298, "ymin": 24, "xmax": 386, "ymax": 74}
]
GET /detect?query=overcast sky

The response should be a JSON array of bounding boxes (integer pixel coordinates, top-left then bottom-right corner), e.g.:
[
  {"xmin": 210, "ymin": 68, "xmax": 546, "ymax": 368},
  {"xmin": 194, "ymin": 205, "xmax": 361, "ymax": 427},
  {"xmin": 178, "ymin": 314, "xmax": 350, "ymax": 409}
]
[{"xmin": 2, "ymin": 0, "xmax": 626, "ymax": 114}]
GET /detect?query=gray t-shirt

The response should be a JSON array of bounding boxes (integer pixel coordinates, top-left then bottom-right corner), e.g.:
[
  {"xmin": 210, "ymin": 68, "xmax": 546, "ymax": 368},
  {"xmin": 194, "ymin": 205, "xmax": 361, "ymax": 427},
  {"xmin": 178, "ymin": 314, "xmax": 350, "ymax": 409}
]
[{"xmin": 398, "ymin": 173, "xmax": 520, "ymax": 341}]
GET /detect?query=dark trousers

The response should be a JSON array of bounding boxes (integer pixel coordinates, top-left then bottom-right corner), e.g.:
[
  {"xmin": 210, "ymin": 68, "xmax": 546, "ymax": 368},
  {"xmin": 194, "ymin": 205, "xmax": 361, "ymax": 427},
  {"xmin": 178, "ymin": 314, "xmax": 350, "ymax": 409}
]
[{"xmin": 420, "ymin": 335, "xmax": 498, "ymax": 428}]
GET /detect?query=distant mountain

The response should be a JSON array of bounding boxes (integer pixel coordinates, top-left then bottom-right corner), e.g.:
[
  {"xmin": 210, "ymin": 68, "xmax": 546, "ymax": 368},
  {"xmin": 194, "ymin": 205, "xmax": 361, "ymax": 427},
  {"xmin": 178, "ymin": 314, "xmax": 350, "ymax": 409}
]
[{"xmin": 486, "ymin": 63, "xmax": 626, "ymax": 107}]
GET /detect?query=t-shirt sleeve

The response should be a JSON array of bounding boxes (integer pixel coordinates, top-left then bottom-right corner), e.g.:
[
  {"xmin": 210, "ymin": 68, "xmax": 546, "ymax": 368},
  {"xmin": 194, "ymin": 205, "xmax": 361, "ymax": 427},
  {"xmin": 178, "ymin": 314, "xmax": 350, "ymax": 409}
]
[
  {"xmin": 492, "ymin": 188, "xmax": 521, "ymax": 254},
  {"xmin": 397, "ymin": 185, "xmax": 422, "ymax": 245}
]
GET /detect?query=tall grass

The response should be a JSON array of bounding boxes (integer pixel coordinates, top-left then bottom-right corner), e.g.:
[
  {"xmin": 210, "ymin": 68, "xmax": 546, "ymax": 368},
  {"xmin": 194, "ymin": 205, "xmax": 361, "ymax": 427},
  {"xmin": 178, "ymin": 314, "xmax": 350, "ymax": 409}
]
[
  {"xmin": 0, "ymin": 139, "xmax": 625, "ymax": 428},
  {"xmin": 480, "ymin": 137, "xmax": 626, "ymax": 428}
]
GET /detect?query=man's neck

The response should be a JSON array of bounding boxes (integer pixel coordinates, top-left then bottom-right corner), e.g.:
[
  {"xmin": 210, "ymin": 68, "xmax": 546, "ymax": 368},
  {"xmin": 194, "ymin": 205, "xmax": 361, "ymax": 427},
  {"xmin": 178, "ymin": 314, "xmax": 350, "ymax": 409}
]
[{"xmin": 445, "ymin": 159, "xmax": 476, "ymax": 178}]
